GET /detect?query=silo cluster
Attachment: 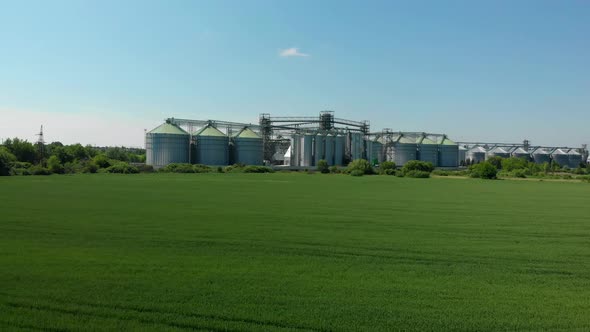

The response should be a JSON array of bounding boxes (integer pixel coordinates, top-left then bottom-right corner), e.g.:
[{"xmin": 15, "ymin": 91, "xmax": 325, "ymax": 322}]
[
  {"xmin": 146, "ymin": 122, "xmax": 263, "ymax": 169},
  {"xmin": 289, "ymin": 132, "xmax": 349, "ymax": 167}
]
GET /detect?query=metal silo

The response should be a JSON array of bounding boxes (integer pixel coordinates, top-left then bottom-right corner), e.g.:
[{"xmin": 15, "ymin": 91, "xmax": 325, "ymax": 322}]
[
  {"xmin": 438, "ymin": 136, "xmax": 458, "ymax": 167},
  {"xmin": 458, "ymin": 146, "xmax": 468, "ymax": 165},
  {"xmin": 290, "ymin": 134, "xmax": 300, "ymax": 166},
  {"xmin": 334, "ymin": 135, "xmax": 345, "ymax": 166},
  {"xmin": 511, "ymin": 147, "xmax": 530, "ymax": 160},
  {"xmin": 466, "ymin": 146, "xmax": 486, "ymax": 164},
  {"xmin": 418, "ymin": 136, "xmax": 438, "ymax": 166},
  {"xmin": 568, "ymin": 149, "xmax": 582, "ymax": 168},
  {"xmin": 193, "ymin": 125, "xmax": 229, "ymax": 165},
  {"xmin": 371, "ymin": 139, "xmax": 383, "ymax": 164},
  {"xmin": 532, "ymin": 148, "xmax": 551, "ymax": 164},
  {"xmin": 314, "ymin": 134, "xmax": 325, "ymax": 166},
  {"xmin": 324, "ymin": 134, "xmax": 335, "ymax": 165},
  {"xmin": 300, "ymin": 134, "xmax": 313, "ymax": 167},
  {"xmin": 350, "ymin": 133, "xmax": 363, "ymax": 160},
  {"xmin": 551, "ymin": 149, "xmax": 569, "ymax": 167},
  {"xmin": 232, "ymin": 127, "xmax": 263, "ymax": 165},
  {"xmin": 146, "ymin": 122, "xmax": 190, "ymax": 169},
  {"xmin": 487, "ymin": 147, "xmax": 510, "ymax": 159},
  {"xmin": 392, "ymin": 135, "xmax": 417, "ymax": 166}
]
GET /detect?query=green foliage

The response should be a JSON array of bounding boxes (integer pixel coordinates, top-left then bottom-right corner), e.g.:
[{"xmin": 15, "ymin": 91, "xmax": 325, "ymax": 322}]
[
  {"xmin": 93, "ymin": 154, "xmax": 112, "ymax": 168},
  {"xmin": 469, "ymin": 162, "xmax": 498, "ymax": 179},
  {"xmin": 501, "ymin": 157, "xmax": 528, "ymax": 172},
  {"xmin": 0, "ymin": 146, "xmax": 17, "ymax": 176},
  {"xmin": 378, "ymin": 161, "xmax": 396, "ymax": 175},
  {"xmin": 317, "ymin": 159, "xmax": 330, "ymax": 174},
  {"xmin": 487, "ymin": 156, "xmax": 504, "ymax": 170},
  {"xmin": 349, "ymin": 169, "xmax": 365, "ymax": 176},
  {"xmin": 432, "ymin": 170, "xmax": 450, "ymax": 176},
  {"xmin": 29, "ymin": 165, "xmax": 52, "ymax": 175},
  {"xmin": 403, "ymin": 170, "xmax": 431, "ymax": 178},
  {"xmin": 401, "ymin": 160, "xmax": 434, "ymax": 176},
  {"xmin": 346, "ymin": 159, "xmax": 374, "ymax": 175},
  {"xmin": 47, "ymin": 155, "xmax": 64, "ymax": 174},
  {"xmin": 243, "ymin": 166, "xmax": 274, "ymax": 173},
  {"xmin": 106, "ymin": 162, "xmax": 139, "ymax": 174},
  {"xmin": 159, "ymin": 163, "xmax": 212, "ymax": 174},
  {"xmin": 329, "ymin": 166, "xmax": 340, "ymax": 174},
  {"xmin": 84, "ymin": 161, "xmax": 99, "ymax": 174},
  {"xmin": 3, "ymin": 138, "xmax": 38, "ymax": 163}
]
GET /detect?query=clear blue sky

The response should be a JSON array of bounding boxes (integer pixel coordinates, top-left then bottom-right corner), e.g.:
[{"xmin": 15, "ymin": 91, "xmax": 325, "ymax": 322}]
[{"xmin": 1, "ymin": 0, "xmax": 588, "ymax": 147}]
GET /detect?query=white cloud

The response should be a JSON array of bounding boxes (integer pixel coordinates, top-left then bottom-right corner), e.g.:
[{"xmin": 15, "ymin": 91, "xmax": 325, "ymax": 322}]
[{"xmin": 279, "ymin": 47, "xmax": 309, "ymax": 57}]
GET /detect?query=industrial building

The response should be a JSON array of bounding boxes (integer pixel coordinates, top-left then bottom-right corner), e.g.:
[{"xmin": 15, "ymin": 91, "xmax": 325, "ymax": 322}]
[{"xmin": 145, "ymin": 112, "xmax": 589, "ymax": 169}]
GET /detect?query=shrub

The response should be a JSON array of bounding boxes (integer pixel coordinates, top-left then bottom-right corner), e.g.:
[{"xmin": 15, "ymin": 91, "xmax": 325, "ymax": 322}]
[
  {"xmin": 93, "ymin": 154, "xmax": 111, "ymax": 168},
  {"xmin": 384, "ymin": 168, "xmax": 397, "ymax": 176},
  {"xmin": 317, "ymin": 159, "xmax": 330, "ymax": 174},
  {"xmin": 511, "ymin": 169, "xmax": 527, "ymax": 178},
  {"xmin": 217, "ymin": 166, "xmax": 224, "ymax": 173},
  {"xmin": 470, "ymin": 162, "xmax": 498, "ymax": 179},
  {"xmin": 329, "ymin": 166, "xmax": 340, "ymax": 174},
  {"xmin": 106, "ymin": 162, "xmax": 139, "ymax": 174},
  {"xmin": 487, "ymin": 156, "xmax": 504, "ymax": 170},
  {"xmin": 378, "ymin": 161, "xmax": 396, "ymax": 174},
  {"xmin": 136, "ymin": 164, "xmax": 154, "ymax": 173},
  {"xmin": 501, "ymin": 157, "xmax": 528, "ymax": 172},
  {"xmin": 30, "ymin": 165, "xmax": 52, "ymax": 175},
  {"xmin": 192, "ymin": 164, "xmax": 213, "ymax": 173},
  {"xmin": 10, "ymin": 168, "xmax": 32, "ymax": 176},
  {"xmin": 401, "ymin": 160, "xmax": 434, "ymax": 176},
  {"xmin": 346, "ymin": 159, "xmax": 374, "ymax": 175},
  {"xmin": 84, "ymin": 161, "xmax": 99, "ymax": 173},
  {"xmin": 350, "ymin": 169, "xmax": 365, "ymax": 177},
  {"xmin": 159, "ymin": 163, "xmax": 211, "ymax": 173},
  {"xmin": 432, "ymin": 170, "xmax": 450, "ymax": 176},
  {"xmin": 63, "ymin": 161, "xmax": 84, "ymax": 174},
  {"xmin": 404, "ymin": 170, "xmax": 431, "ymax": 178},
  {"xmin": 243, "ymin": 166, "xmax": 274, "ymax": 173},
  {"xmin": 47, "ymin": 155, "xmax": 64, "ymax": 174}
]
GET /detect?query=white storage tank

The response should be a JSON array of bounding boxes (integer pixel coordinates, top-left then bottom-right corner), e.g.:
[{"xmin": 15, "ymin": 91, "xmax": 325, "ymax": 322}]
[
  {"xmin": 568, "ymin": 149, "xmax": 583, "ymax": 168},
  {"xmin": 511, "ymin": 147, "xmax": 531, "ymax": 160},
  {"xmin": 458, "ymin": 146, "xmax": 468, "ymax": 165},
  {"xmin": 466, "ymin": 146, "xmax": 486, "ymax": 164},
  {"xmin": 300, "ymin": 134, "xmax": 314, "ymax": 167},
  {"xmin": 371, "ymin": 139, "xmax": 384, "ymax": 164},
  {"xmin": 334, "ymin": 135, "xmax": 345, "ymax": 166},
  {"xmin": 392, "ymin": 135, "xmax": 417, "ymax": 166},
  {"xmin": 438, "ymin": 136, "xmax": 458, "ymax": 167},
  {"xmin": 532, "ymin": 148, "xmax": 551, "ymax": 164},
  {"xmin": 290, "ymin": 134, "xmax": 300, "ymax": 166},
  {"xmin": 314, "ymin": 134, "xmax": 325, "ymax": 166},
  {"xmin": 551, "ymin": 149, "xmax": 569, "ymax": 167},
  {"xmin": 487, "ymin": 147, "xmax": 510, "ymax": 159},
  {"xmin": 193, "ymin": 125, "xmax": 229, "ymax": 165},
  {"xmin": 418, "ymin": 136, "xmax": 438, "ymax": 166},
  {"xmin": 349, "ymin": 133, "xmax": 363, "ymax": 160},
  {"xmin": 146, "ymin": 122, "xmax": 190, "ymax": 169},
  {"xmin": 324, "ymin": 134, "xmax": 335, "ymax": 166},
  {"xmin": 232, "ymin": 127, "xmax": 263, "ymax": 165}
]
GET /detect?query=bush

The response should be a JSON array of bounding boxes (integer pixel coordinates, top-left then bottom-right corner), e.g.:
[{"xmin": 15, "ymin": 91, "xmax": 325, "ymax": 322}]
[
  {"xmin": 487, "ymin": 156, "xmax": 504, "ymax": 170},
  {"xmin": 384, "ymin": 168, "xmax": 397, "ymax": 176},
  {"xmin": 404, "ymin": 170, "xmax": 431, "ymax": 178},
  {"xmin": 378, "ymin": 161, "xmax": 396, "ymax": 175},
  {"xmin": 432, "ymin": 170, "xmax": 450, "ymax": 176},
  {"xmin": 350, "ymin": 169, "xmax": 365, "ymax": 177},
  {"xmin": 30, "ymin": 165, "xmax": 52, "ymax": 175},
  {"xmin": 346, "ymin": 159, "xmax": 374, "ymax": 175},
  {"xmin": 329, "ymin": 166, "xmax": 340, "ymax": 174},
  {"xmin": 511, "ymin": 169, "xmax": 527, "ymax": 178},
  {"xmin": 470, "ymin": 162, "xmax": 498, "ymax": 179},
  {"xmin": 10, "ymin": 168, "xmax": 32, "ymax": 176},
  {"xmin": 159, "ymin": 163, "xmax": 211, "ymax": 173},
  {"xmin": 317, "ymin": 160, "xmax": 330, "ymax": 174},
  {"xmin": 47, "ymin": 155, "xmax": 64, "ymax": 174},
  {"xmin": 243, "ymin": 166, "xmax": 274, "ymax": 173},
  {"xmin": 136, "ymin": 164, "xmax": 154, "ymax": 173},
  {"xmin": 63, "ymin": 161, "xmax": 84, "ymax": 174},
  {"xmin": 93, "ymin": 154, "xmax": 112, "ymax": 168},
  {"xmin": 401, "ymin": 160, "xmax": 434, "ymax": 176},
  {"xmin": 106, "ymin": 162, "xmax": 139, "ymax": 174},
  {"xmin": 84, "ymin": 161, "xmax": 99, "ymax": 173},
  {"xmin": 217, "ymin": 166, "xmax": 224, "ymax": 173}
]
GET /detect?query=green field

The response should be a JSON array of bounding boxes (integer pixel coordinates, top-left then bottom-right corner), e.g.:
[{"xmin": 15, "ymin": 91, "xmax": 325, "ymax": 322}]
[{"xmin": 1, "ymin": 173, "xmax": 589, "ymax": 331}]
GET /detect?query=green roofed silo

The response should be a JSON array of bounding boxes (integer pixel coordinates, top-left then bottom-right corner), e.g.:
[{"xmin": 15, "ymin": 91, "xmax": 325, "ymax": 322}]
[
  {"xmin": 193, "ymin": 125, "xmax": 229, "ymax": 165},
  {"xmin": 438, "ymin": 136, "xmax": 458, "ymax": 167},
  {"xmin": 392, "ymin": 135, "xmax": 417, "ymax": 166},
  {"xmin": 417, "ymin": 135, "xmax": 438, "ymax": 166},
  {"xmin": 146, "ymin": 122, "xmax": 190, "ymax": 169},
  {"xmin": 232, "ymin": 127, "xmax": 263, "ymax": 165}
]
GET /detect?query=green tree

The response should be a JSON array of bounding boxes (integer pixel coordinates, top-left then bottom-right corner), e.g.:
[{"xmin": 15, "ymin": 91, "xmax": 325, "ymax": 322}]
[
  {"xmin": 47, "ymin": 155, "xmax": 64, "ymax": 174},
  {"xmin": 469, "ymin": 162, "xmax": 498, "ymax": 179},
  {"xmin": 0, "ymin": 147, "xmax": 17, "ymax": 176},
  {"xmin": 501, "ymin": 157, "xmax": 528, "ymax": 172},
  {"xmin": 4, "ymin": 138, "xmax": 37, "ymax": 163},
  {"xmin": 346, "ymin": 159, "xmax": 374, "ymax": 175},
  {"xmin": 487, "ymin": 156, "xmax": 504, "ymax": 170},
  {"xmin": 93, "ymin": 154, "xmax": 111, "ymax": 168}
]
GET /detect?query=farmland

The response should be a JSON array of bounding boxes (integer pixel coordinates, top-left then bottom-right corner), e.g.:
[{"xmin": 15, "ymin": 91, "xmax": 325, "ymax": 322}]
[{"xmin": 1, "ymin": 173, "xmax": 590, "ymax": 331}]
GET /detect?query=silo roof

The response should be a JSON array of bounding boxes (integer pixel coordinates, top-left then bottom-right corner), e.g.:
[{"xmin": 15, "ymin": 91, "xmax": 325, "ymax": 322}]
[
  {"xmin": 194, "ymin": 125, "xmax": 226, "ymax": 137},
  {"xmin": 148, "ymin": 123, "xmax": 189, "ymax": 135},
  {"xmin": 397, "ymin": 136, "xmax": 415, "ymax": 144},
  {"xmin": 469, "ymin": 146, "xmax": 487, "ymax": 153},
  {"xmin": 551, "ymin": 149, "xmax": 567, "ymax": 155},
  {"xmin": 419, "ymin": 137, "xmax": 437, "ymax": 145},
  {"xmin": 568, "ymin": 149, "xmax": 580, "ymax": 155},
  {"xmin": 533, "ymin": 148, "xmax": 549, "ymax": 155},
  {"xmin": 489, "ymin": 147, "xmax": 509, "ymax": 154},
  {"xmin": 512, "ymin": 147, "xmax": 529, "ymax": 154},
  {"xmin": 439, "ymin": 137, "xmax": 457, "ymax": 145},
  {"xmin": 234, "ymin": 127, "xmax": 260, "ymax": 139}
]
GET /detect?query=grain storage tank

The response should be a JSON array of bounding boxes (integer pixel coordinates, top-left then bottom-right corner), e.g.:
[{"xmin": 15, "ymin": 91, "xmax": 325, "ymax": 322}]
[
  {"xmin": 334, "ymin": 135, "xmax": 345, "ymax": 166},
  {"xmin": 511, "ymin": 147, "xmax": 531, "ymax": 160},
  {"xmin": 371, "ymin": 138, "xmax": 383, "ymax": 164},
  {"xmin": 232, "ymin": 127, "xmax": 263, "ymax": 165},
  {"xmin": 417, "ymin": 136, "xmax": 438, "ymax": 166},
  {"xmin": 324, "ymin": 134, "xmax": 335, "ymax": 165},
  {"xmin": 145, "ymin": 122, "xmax": 190, "ymax": 169},
  {"xmin": 290, "ymin": 134, "xmax": 300, "ymax": 166},
  {"xmin": 193, "ymin": 124, "xmax": 229, "ymax": 165},
  {"xmin": 392, "ymin": 134, "xmax": 417, "ymax": 166},
  {"xmin": 458, "ymin": 146, "xmax": 468, "ymax": 165},
  {"xmin": 300, "ymin": 134, "xmax": 314, "ymax": 167},
  {"xmin": 551, "ymin": 149, "xmax": 569, "ymax": 167},
  {"xmin": 466, "ymin": 146, "xmax": 486, "ymax": 164},
  {"xmin": 438, "ymin": 136, "xmax": 458, "ymax": 167},
  {"xmin": 568, "ymin": 149, "xmax": 582, "ymax": 168},
  {"xmin": 532, "ymin": 148, "xmax": 551, "ymax": 164},
  {"xmin": 349, "ymin": 133, "xmax": 363, "ymax": 160},
  {"xmin": 487, "ymin": 146, "xmax": 510, "ymax": 159},
  {"xmin": 314, "ymin": 134, "xmax": 325, "ymax": 166}
]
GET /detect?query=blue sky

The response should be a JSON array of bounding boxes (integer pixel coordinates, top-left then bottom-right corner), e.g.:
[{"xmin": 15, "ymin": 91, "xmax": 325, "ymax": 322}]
[{"xmin": 1, "ymin": 0, "xmax": 588, "ymax": 147}]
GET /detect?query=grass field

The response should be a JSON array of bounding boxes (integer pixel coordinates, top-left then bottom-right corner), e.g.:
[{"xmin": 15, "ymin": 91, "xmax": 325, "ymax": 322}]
[{"xmin": 1, "ymin": 173, "xmax": 590, "ymax": 331}]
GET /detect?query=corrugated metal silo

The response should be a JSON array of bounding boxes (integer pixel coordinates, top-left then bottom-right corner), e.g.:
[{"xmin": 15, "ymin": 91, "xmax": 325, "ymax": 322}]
[
  {"xmin": 532, "ymin": 148, "xmax": 551, "ymax": 164},
  {"xmin": 300, "ymin": 134, "xmax": 313, "ymax": 167},
  {"xmin": 511, "ymin": 147, "xmax": 530, "ymax": 160},
  {"xmin": 145, "ymin": 122, "xmax": 190, "ymax": 169},
  {"xmin": 314, "ymin": 134, "xmax": 325, "ymax": 166},
  {"xmin": 466, "ymin": 146, "xmax": 486, "ymax": 164},
  {"xmin": 487, "ymin": 147, "xmax": 510, "ymax": 159},
  {"xmin": 193, "ymin": 125, "xmax": 229, "ymax": 165},
  {"xmin": 568, "ymin": 149, "xmax": 582, "ymax": 168},
  {"xmin": 232, "ymin": 127, "xmax": 263, "ymax": 165},
  {"xmin": 324, "ymin": 134, "xmax": 335, "ymax": 165},
  {"xmin": 290, "ymin": 134, "xmax": 300, "ymax": 166},
  {"xmin": 458, "ymin": 146, "xmax": 468, "ymax": 165},
  {"xmin": 350, "ymin": 133, "xmax": 363, "ymax": 160},
  {"xmin": 392, "ymin": 135, "xmax": 417, "ymax": 166},
  {"xmin": 418, "ymin": 136, "xmax": 438, "ymax": 166},
  {"xmin": 334, "ymin": 135, "xmax": 345, "ymax": 166},
  {"xmin": 371, "ymin": 139, "xmax": 383, "ymax": 164},
  {"xmin": 438, "ymin": 136, "xmax": 458, "ymax": 167},
  {"xmin": 551, "ymin": 149, "xmax": 569, "ymax": 167}
]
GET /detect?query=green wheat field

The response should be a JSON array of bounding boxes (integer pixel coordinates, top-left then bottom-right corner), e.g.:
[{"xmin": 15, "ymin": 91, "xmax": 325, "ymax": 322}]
[{"xmin": 1, "ymin": 173, "xmax": 589, "ymax": 331}]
